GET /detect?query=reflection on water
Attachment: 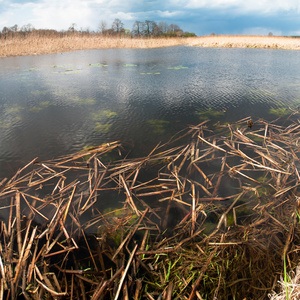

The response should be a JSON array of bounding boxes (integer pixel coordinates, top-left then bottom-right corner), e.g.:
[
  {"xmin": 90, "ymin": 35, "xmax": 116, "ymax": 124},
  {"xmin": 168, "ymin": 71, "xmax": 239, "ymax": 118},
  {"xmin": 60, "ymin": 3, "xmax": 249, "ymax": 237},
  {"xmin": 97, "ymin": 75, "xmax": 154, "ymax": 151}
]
[{"xmin": 0, "ymin": 46, "xmax": 300, "ymax": 178}]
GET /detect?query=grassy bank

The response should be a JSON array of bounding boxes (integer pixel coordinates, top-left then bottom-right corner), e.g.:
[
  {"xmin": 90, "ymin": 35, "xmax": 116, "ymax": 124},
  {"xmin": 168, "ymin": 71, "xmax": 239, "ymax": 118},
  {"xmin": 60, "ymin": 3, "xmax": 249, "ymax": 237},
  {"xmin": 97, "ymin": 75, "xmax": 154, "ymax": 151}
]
[
  {"xmin": 1, "ymin": 115, "xmax": 300, "ymax": 299},
  {"xmin": 0, "ymin": 35, "xmax": 300, "ymax": 57}
]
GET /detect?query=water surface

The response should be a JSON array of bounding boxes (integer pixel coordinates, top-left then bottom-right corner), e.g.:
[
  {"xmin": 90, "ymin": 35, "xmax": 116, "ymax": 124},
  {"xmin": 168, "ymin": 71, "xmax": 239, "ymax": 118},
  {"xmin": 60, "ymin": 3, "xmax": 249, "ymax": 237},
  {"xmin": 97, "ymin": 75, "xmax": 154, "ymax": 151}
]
[{"xmin": 0, "ymin": 46, "xmax": 300, "ymax": 178}]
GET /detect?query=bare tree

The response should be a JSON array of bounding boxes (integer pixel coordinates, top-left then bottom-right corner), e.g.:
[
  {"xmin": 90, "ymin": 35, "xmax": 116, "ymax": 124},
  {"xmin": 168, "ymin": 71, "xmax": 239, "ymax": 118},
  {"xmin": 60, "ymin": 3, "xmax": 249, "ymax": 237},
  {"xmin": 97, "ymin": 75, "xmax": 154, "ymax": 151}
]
[
  {"xmin": 143, "ymin": 20, "xmax": 157, "ymax": 36},
  {"xmin": 10, "ymin": 24, "xmax": 18, "ymax": 32},
  {"xmin": 132, "ymin": 21, "xmax": 143, "ymax": 37},
  {"xmin": 111, "ymin": 18, "xmax": 124, "ymax": 35},
  {"xmin": 99, "ymin": 20, "xmax": 107, "ymax": 35},
  {"xmin": 68, "ymin": 23, "xmax": 77, "ymax": 33},
  {"xmin": 20, "ymin": 23, "xmax": 34, "ymax": 32},
  {"xmin": 168, "ymin": 23, "xmax": 181, "ymax": 33},
  {"xmin": 158, "ymin": 21, "xmax": 168, "ymax": 34}
]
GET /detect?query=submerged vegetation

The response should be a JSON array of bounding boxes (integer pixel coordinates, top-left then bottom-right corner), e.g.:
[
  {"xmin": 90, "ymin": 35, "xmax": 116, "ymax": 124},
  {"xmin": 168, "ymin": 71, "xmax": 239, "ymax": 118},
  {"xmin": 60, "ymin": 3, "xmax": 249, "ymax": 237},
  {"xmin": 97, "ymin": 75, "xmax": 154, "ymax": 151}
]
[
  {"xmin": 195, "ymin": 108, "xmax": 226, "ymax": 120},
  {"xmin": 1, "ymin": 114, "xmax": 300, "ymax": 298},
  {"xmin": 269, "ymin": 107, "xmax": 291, "ymax": 117},
  {"xmin": 147, "ymin": 119, "xmax": 170, "ymax": 134}
]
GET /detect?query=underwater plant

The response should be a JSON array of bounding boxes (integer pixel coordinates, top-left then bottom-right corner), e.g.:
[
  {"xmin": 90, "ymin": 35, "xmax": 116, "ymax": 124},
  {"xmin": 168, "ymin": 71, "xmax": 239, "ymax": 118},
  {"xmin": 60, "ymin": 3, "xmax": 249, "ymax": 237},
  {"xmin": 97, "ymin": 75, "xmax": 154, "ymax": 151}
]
[
  {"xmin": 269, "ymin": 107, "xmax": 290, "ymax": 117},
  {"xmin": 94, "ymin": 122, "xmax": 112, "ymax": 133},
  {"xmin": 195, "ymin": 108, "xmax": 226, "ymax": 120},
  {"xmin": 147, "ymin": 119, "xmax": 170, "ymax": 134},
  {"xmin": 92, "ymin": 110, "xmax": 118, "ymax": 121}
]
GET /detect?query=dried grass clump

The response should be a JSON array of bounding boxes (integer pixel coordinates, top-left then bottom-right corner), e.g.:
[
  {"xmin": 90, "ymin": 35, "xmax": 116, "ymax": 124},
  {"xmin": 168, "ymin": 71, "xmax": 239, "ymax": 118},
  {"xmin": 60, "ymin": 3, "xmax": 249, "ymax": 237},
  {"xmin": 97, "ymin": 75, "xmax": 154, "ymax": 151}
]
[
  {"xmin": 269, "ymin": 266, "xmax": 300, "ymax": 300},
  {"xmin": 1, "ymin": 114, "xmax": 300, "ymax": 298}
]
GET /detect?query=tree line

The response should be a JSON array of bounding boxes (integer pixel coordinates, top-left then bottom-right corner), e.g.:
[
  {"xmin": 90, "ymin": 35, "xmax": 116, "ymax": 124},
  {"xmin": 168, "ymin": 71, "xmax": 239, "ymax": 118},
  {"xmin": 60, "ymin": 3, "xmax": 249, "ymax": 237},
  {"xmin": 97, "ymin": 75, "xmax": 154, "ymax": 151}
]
[{"xmin": 0, "ymin": 19, "xmax": 196, "ymax": 39}]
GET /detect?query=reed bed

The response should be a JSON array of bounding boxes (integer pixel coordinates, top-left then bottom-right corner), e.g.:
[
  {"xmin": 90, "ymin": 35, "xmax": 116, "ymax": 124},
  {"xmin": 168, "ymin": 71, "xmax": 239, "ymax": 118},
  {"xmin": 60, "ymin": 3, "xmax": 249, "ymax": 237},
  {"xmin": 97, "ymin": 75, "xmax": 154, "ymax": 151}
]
[
  {"xmin": 0, "ymin": 35, "xmax": 195, "ymax": 57},
  {"xmin": 187, "ymin": 35, "xmax": 300, "ymax": 50},
  {"xmin": 1, "ymin": 35, "xmax": 300, "ymax": 57},
  {"xmin": 1, "ymin": 115, "xmax": 300, "ymax": 299}
]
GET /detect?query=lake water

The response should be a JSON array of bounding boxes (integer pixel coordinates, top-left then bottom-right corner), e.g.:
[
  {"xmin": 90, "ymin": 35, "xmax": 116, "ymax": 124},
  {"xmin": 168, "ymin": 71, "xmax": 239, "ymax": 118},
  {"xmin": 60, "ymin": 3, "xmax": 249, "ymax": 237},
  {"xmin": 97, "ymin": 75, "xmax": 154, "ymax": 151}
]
[{"xmin": 1, "ymin": 46, "xmax": 300, "ymax": 179}]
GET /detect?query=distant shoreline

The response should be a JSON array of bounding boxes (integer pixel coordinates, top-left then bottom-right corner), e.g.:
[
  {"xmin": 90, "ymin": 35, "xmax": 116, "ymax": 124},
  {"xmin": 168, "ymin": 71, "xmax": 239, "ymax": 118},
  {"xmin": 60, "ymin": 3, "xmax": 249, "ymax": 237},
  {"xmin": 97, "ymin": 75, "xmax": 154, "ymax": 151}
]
[{"xmin": 0, "ymin": 35, "xmax": 299, "ymax": 58}]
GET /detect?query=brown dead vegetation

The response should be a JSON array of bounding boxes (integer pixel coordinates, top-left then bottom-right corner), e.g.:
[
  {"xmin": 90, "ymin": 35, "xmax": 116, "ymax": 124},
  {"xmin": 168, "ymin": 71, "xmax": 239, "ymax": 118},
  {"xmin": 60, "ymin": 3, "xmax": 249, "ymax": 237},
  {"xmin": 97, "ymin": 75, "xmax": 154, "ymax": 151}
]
[
  {"xmin": 1, "ymin": 115, "xmax": 300, "ymax": 299},
  {"xmin": 0, "ymin": 35, "xmax": 300, "ymax": 57}
]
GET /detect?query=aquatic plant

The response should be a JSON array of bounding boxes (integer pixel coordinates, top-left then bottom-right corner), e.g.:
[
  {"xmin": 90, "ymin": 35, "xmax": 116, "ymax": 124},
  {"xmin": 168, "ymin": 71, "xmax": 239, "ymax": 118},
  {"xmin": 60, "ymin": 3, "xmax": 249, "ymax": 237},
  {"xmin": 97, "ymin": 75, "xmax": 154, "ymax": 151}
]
[
  {"xmin": 31, "ymin": 90, "xmax": 49, "ymax": 96},
  {"xmin": 140, "ymin": 72, "xmax": 161, "ymax": 75},
  {"xmin": 195, "ymin": 108, "xmax": 226, "ymax": 120},
  {"xmin": 0, "ymin": 120, "xmax": 11, "ymax": 128},
  {"xmin": 147, "ymin": 119, "xmax": 170, "ymax": 134},
  {"xmin": 94, "ymin": 122, "xmax": 111, "ymax": 133},
  {"xmin": 25, "ymin": 67, "xmax": 40, "ymax": 72},
  {"xmin": 6, "ymin": 105, "xmax": 24, "ymax": 114},
  {"xmin": 269, "ymin": 107, "xmax": 291, "ymax": 116},
  {"xmin": 124, "ymin": 64, "xmax": 137, "ymax": 67},
  {"xmin": 92, "ymin": 109, "xmax": 118, "ymax": 121},
  {"xmin": 72, "ymin": 97, "xmax": 96, "ymax": 106},
  {"xmin": 30, "ymin": 101, "xmax": 51, "ymax": 112},
  {"xmin": 168, "ymin": 65, "xmax": 189, "ymax": 70}
]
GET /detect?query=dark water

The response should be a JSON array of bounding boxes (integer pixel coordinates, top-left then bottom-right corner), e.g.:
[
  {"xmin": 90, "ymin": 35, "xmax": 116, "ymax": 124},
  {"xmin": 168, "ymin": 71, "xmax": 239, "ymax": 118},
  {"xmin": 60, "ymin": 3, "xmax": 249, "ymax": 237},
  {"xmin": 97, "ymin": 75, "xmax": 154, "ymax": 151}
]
[{"xmin": 0, "ymin": 46, "xmax": 300, "ymax": 179}]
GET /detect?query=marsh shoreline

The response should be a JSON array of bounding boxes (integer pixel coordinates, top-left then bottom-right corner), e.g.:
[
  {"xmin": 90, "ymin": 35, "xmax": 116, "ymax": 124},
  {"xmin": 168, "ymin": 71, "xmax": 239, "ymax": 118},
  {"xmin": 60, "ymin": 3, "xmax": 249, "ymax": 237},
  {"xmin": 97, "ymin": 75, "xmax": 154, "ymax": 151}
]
[{"xmin": 0, "ymin": 35, "xmax": 300, "ymax": 57}]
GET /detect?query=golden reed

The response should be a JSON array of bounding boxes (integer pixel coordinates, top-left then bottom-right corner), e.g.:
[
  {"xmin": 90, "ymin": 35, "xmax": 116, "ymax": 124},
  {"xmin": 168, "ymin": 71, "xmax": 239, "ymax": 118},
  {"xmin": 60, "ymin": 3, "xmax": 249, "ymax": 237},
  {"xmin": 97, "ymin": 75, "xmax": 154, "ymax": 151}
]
[{"xmin": 0, "ymin": 35, "xmax": 299, "ymax": 57}]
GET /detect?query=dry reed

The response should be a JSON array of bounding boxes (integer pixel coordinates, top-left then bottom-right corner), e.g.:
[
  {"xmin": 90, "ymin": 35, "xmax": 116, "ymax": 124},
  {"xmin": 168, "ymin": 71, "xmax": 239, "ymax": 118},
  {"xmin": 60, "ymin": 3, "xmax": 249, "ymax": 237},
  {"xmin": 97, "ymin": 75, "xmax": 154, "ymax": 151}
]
[
  {"xmin": 0, "ymin": 35, "xmax": 300, "ymax": 57},
  {"xmin": 1, "ymin": 114, "xmax": 300, "ymax": 299}
]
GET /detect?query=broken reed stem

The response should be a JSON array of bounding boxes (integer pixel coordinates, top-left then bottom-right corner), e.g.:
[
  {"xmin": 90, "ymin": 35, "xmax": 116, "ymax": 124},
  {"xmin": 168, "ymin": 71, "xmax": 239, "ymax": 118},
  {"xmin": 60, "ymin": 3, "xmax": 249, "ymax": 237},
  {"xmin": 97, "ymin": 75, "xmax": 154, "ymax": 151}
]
[{"xmin": 114, "ymin": 244, "xmax": 138, "ymax": 300}]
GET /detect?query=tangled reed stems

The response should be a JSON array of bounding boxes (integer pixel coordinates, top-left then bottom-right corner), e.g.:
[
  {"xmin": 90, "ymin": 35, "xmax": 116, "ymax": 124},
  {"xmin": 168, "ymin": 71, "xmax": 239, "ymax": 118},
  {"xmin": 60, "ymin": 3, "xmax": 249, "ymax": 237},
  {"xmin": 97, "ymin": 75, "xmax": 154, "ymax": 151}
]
[{"xmin": 1, "ymin": 115, "xmax": 300, "ymax": 299}]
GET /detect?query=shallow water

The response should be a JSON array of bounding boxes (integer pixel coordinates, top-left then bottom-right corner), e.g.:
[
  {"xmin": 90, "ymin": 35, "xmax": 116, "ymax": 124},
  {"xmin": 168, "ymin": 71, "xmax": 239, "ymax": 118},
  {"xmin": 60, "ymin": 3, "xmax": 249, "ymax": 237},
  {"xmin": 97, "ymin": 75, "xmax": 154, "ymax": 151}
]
[{"xmin": 0, "ymin": 46, "xmax": 300, "ymax": 179}]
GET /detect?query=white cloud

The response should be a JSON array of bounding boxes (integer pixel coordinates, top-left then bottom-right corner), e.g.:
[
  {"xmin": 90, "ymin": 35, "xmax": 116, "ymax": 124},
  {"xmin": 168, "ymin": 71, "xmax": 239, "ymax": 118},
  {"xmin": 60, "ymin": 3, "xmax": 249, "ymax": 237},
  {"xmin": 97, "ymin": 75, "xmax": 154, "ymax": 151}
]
[
  {"xmin": 30, "ymin": 0, "xmax": 93, "ymax": 30},
  {"xmin": 157, "ymin": 10, "xmax": 182, "ymax": 18},
  {"xmin": 0, "ymin": 0, "xmax": 299, "ymax": 35}
]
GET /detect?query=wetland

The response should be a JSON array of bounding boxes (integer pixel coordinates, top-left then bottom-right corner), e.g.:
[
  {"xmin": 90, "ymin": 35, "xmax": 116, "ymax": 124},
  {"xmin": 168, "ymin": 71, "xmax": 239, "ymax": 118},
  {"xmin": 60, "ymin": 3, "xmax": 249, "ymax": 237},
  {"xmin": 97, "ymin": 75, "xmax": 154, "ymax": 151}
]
[{"xmin": 1, "ymin": 46, "xmax": 300, "ymax": 299}]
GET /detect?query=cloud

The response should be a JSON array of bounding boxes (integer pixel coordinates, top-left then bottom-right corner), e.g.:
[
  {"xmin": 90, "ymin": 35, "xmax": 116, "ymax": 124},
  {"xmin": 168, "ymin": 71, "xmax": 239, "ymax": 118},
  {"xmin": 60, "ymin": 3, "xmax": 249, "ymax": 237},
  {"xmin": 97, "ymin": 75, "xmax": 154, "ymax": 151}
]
[
  {"xmin": 0, "ymin": 0, "xmax": 299, "ymax": 35},
  {"xmin": 184, "ymin": 0, "xmax": 300, "ymax": 15},
  {"xmin": 30, "ymin": 0, "xmax": 93, "ymax": 30}
]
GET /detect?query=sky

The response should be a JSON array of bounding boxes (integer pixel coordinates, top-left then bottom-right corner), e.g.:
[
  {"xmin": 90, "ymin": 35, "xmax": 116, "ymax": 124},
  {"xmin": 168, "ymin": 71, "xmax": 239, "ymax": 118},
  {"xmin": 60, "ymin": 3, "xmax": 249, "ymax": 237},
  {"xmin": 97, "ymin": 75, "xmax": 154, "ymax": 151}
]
[{"xmin": 0, "ymin": 0, "xmax": 300, "ymax": 36}]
